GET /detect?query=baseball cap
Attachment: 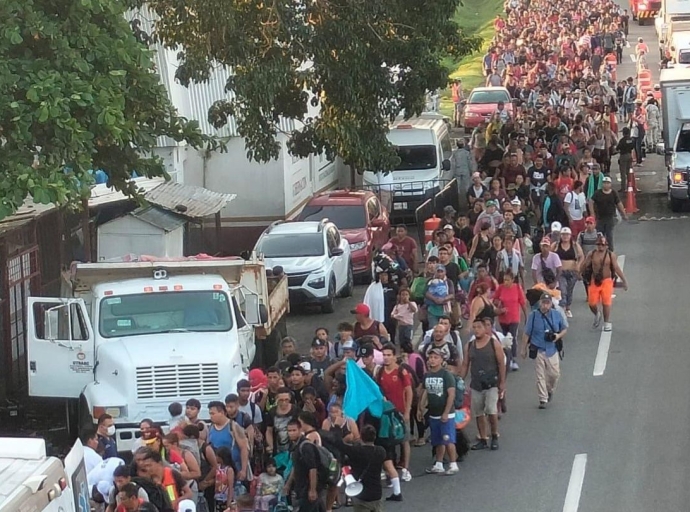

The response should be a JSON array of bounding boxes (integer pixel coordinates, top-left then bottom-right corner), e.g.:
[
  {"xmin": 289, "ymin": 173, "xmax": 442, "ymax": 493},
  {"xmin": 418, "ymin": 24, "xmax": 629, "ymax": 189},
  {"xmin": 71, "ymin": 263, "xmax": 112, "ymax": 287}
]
[
  {"xmin": 299, "ymin": 361, "xmax": 312, "ymax": 373},
  {"xmin": 540, "ymin": 292, "xmax": 552, "ymax": 302},
  {"xmin": 436, "ymin": 264, "xmax": 446, "ymax": 272},
  {"xmin": 551, "ymin": 221, "xmax": 562, "ymax": 232},
  {"xmin": 540, "ymin": 236, "xmax": 551, "ymax": 246},
  {"xmin": 511, "ymin": 198, "xmax": 522, "ymax": 206},
  {"xmin": 486, "ymin": 200, "xmax": 498, "ymax": 208},
  {"xmin": 342, "ymin": 339, "xmax": 356, "ymax": 351},
  {"xmin": 351, "ymin": 303, "xmax": 370, "ymax": 315},
  {"xmin": 443, "ymin": 224, "xmax": 454, "ymax": 230},
  {"xmin": 585, "ymin": 216, "xmax": 595, "ymax": 223},
  {"xmin": 289, "ymin": 364, "xmax": 307, "ymax": 374},
  {"xmin": 358, "ymin": 345, "xmax": 374, "ymax": 358},
  {"xmin": 561, "ymin": 227, "xmax": 572, "ymax": 234},
  {"xmin": 428, "ymin": 347, "xmax": 445, "ymax": 357},
  {"xmin": 311, "ymin": 338, "xmax": 327, "ymax": 348},
  {"xmin": 602, "ymin": 176, "xmax": 612, "ymax": 183}
]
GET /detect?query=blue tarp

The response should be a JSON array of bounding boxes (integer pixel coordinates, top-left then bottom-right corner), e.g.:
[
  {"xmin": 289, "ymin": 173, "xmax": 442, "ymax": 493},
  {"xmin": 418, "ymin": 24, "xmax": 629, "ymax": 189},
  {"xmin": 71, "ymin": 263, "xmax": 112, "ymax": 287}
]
[{"xmin": 343, "ymin": 359, "xmax": 385, "ymax": 419}]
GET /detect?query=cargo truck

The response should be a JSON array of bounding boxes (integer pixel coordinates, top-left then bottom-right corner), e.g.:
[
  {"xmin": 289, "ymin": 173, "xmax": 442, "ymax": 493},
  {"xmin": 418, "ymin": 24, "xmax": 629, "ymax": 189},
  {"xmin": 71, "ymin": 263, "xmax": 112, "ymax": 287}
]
[
  {"xmin": 656, "ymin": 0, "xmax": 690, "ymax": 47},
  {"xmin": 26, "ymin": 256, "xmax": 288, "ymax": 453},
  {"xmin": 660, "ymin": 68, "xmax": 690, "ymax": 211}
]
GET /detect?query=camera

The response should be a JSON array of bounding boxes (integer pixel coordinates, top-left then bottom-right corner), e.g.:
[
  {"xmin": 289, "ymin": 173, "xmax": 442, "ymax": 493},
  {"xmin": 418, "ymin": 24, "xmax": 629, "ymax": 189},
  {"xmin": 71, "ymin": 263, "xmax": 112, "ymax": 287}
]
[{"xmin": 544, "ymin": 330, "xmax": 557, "ymax": 342}]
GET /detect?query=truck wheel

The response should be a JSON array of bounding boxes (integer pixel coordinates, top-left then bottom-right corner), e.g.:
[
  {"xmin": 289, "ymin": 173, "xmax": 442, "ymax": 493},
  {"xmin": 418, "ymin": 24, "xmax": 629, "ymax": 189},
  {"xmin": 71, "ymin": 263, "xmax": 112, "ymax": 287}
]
[
  {"xmin": 321, "ymin": 279, "xmax": 336, "ymax": 314},
  {"xmin": 340, "ymin": 264, "xmax": 354, "ymax": 298},
  {"xmin": 670, "ymin": 197, "xmax": 684, "ymax": 212}
]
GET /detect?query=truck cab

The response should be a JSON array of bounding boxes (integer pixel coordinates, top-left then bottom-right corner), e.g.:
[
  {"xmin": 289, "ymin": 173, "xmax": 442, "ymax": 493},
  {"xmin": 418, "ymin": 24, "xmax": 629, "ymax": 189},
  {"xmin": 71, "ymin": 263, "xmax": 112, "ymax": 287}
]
[
  {"xmin": 26, "ymin": 257, "xmax": 288, "ymax": 453},
  {"xmin": 0, "ymin": 437, "xmax": 88, "ymax": 512}
]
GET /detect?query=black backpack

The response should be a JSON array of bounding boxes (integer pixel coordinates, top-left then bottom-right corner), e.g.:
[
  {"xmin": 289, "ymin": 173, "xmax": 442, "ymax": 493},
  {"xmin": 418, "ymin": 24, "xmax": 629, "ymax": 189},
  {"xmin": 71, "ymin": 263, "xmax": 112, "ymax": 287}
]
[{"xmin": 131, "ymin": 477, "xmax": 174, "ymax": 512}]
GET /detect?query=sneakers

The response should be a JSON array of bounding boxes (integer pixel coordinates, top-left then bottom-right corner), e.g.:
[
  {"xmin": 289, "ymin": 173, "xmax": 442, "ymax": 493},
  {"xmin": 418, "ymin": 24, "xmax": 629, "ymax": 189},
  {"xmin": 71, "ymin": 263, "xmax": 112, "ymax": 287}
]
[
  {"xmin": 471, "ymin": 439, "xmax": 488, "ymax": 450},
  {"xmin": 603, "ymin": 322, "xmax": 613, "ymax": 332},
  {"xmin": 593, "ymin": 310, "xmax": 602, "ymax": 329},
  {"xmin": 386, "ymin": 493, "xmax": 403, "ymax": 502},
  {"xmin": 445, "ymin": 464, "xmax": 459, "ymax": 475},
  {"xmin": 510, "ymin": 360, "xmax": 520, "ymax": 371},
  {"xmin": 539, "ymin": 402, "xmax": 547, "ymax": 409},
  {"xmin": 490, "ymin": 435, "xmax": 499, "ymax": 451},
  {"xmin": 425, "ymin": 464, "xmax": 446, "ymax": 474},
  {"xmin": 401, "ymin": 468, "xmax": 412, "ymax": 482},
  {"xmin": 548, "ymin": 391, "xmax": 553, "ymax": 402},
  {"xmin": 566, "ymin": 309, "xmax": 573, "ymax": 318}
]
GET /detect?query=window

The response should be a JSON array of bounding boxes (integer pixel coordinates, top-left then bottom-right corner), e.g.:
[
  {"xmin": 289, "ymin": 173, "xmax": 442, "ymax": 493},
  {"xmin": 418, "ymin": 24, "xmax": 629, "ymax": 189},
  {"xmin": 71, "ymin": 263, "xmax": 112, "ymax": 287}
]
[
  {"xmin": 677, "ymin": 129, "xmax": 690, "ymax": 152},
  {"xmin": 32, "ymin": 302, "xmax": 88, "ymax": 341},
  {"xmin": 468, "ymin": 90, "xmax": 511, "ymax": 104},
  {"xmin": 394, "ymin": 145, "xmax": 437, "ymax": 171},
  {"xmin": 99, "ymin": 291, "xmax": 233, "ymax": 338},
  {"xmin": 326, "ymin": 227, "xmax": 338, "ymax": 253},
  {"xmin": 440, "ymin": 133, "xmax": 452, "ymax": 160},
  {"xmin": 679, "ymin": 50, "xmax": 690, "ymax": 65},
  {"xmin": 257, "ymin": 233, "xmax": 325, "ymax": 257},
  {"xmin": 366, "ymin": 199, "xmax": 381, "ymax": 220},
  {"xmin": 299, "ymin": 205, "xmax": 367, "ymax": 229}
]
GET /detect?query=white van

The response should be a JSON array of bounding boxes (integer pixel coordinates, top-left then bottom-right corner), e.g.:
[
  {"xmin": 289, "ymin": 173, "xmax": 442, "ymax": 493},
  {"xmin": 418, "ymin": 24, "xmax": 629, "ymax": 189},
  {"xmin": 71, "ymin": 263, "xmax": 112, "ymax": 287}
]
[
  {"xmin": 362, "ymin": 112, "xmax": 452, "ymax": 220},
  {"xmin": 669, "ymin": 31, "xmax": 690, "ymax": 67}
]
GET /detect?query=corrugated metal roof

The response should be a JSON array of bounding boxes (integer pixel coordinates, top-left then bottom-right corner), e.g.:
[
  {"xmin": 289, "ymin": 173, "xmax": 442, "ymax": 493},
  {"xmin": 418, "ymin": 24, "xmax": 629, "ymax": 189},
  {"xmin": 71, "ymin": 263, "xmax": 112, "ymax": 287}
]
[
  {"xmin": 144, "ymin": 181, "xmax": 236, "ymax": 218},
  {"xmin": 129, "ymin": 205, "xmax": 187, "ymax": 232},
  {"xmin": 88, "ymin": 177, "xmax": 167, "ymax": 207},
  {"xmin": 126, "ymin": 7, "xmax": 296, "ymax": 142}
]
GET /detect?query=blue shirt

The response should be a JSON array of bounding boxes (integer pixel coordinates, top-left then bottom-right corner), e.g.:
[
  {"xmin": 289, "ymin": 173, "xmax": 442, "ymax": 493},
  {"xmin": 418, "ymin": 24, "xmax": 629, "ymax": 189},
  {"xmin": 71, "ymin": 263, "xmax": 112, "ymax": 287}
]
[
  {"xmin": 97, "ymin": 434, "xmax": 118, "ymax": 459},
  {"xmin": 525, "ymin": 309, "xmax": 566, "ymax": 357},
  {"xmin": 208, "ymin": 421, "xmax": 241, "ymax": 465}
]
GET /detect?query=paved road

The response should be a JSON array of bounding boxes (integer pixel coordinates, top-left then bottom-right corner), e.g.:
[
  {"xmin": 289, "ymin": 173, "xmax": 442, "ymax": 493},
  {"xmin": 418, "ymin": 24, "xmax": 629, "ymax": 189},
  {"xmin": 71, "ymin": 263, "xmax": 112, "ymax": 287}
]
[{"xmin": 284, "ymin": 15, "xmax": 690, "ymax": 512}]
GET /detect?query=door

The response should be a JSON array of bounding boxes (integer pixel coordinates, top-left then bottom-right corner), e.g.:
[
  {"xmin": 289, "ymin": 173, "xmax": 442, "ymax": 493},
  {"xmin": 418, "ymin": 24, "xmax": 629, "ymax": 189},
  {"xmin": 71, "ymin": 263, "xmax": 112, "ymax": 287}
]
[
  {"xmin": 326, "ymin": 227, "xmax": 347, "ymax": 290},
  {"xmin": 27, "ymin": 298, "xmax": 94, "ymax": 398},
  {"xmin": 231, "ymin": 292, "xmax": 255, "ymax": 370}
]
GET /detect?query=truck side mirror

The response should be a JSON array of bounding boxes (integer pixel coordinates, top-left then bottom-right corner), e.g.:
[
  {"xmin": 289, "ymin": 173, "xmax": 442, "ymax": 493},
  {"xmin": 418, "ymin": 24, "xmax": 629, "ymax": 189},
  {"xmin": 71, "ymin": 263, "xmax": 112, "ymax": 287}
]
[
  {"xmin": 244, "ymin": 293, "xmax": 262, "ymax": 325},
  {"xmin": 259, "ymin": 304, "xmax": 268, "ymax": 324}
]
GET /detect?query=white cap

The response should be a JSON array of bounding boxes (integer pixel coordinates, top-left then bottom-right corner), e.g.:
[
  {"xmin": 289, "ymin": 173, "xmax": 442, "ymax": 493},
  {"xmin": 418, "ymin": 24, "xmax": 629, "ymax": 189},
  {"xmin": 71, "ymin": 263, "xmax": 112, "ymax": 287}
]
[
  {"xmin": 551, "ymin": 221, "xmax": 562, "ymax": 232},
  {"xmin": 510, "ymin": 198, "xmax": 521, "ymax": 206},
  {"xmin": 178, "ymin": 499, "xmax": 197, "ymax": 512},
  {"xmin": 560, "ymin": 227, "xmax": 572, "ymax": 234}
]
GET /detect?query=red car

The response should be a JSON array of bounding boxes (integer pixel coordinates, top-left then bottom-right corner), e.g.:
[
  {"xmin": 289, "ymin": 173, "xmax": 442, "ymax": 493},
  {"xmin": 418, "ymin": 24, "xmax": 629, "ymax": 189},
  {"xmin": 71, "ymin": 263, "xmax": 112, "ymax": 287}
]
[
  {"xmin": 463, "ymin": 86, "xmax": 514, "ymax": 133},
  {"xmin": 298, "ymin": 190, "xmax": 390, "ymax": 280}
]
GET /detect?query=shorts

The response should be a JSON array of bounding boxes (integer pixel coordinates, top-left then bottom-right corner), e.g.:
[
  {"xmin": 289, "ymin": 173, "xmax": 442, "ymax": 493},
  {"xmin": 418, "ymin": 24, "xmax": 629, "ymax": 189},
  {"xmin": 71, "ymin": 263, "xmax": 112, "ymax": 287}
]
[
  {"xmin": 624, "ymin": 103, "xmax": 634, "ymax": 114},
  {"xmin": 429, "ymin": 416, "xmax": 457, "ymax": 446},
  {"xmin": 587, "ymin": 277, "xmax": 614, "ymax": 307},
  {"xmin": 470, "ymin": 387, "xmax": 499, "ymax": 417}
]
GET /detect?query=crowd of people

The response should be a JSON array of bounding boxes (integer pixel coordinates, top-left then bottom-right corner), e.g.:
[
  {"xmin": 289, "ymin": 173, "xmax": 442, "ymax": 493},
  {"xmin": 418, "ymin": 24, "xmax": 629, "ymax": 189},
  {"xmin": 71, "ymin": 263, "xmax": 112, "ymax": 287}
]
[{"xmin": 72, "ymin": 0, "xmax": 654, "ymax": 511}]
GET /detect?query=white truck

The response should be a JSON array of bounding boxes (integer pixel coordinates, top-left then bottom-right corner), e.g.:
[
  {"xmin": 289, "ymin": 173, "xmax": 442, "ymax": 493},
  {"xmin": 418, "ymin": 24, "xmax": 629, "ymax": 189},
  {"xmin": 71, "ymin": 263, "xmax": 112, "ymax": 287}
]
[
  {"xmin": 0, "ymin": 437, "xmax": 89, "ymax": 512},
  {"xmin": 660, "ymin": 67, "xmax": 690, "ymax": 211},
  {"xmin": 26, "ymin": 256, "xmax": 288, "ymax": 453},
  {"xmin": 659, "ymin": 19, "xmax": 690, "ymax": 60},
  {"xmin": 656, "ymin": 0, "xmax": 690, "ymax": 52}
]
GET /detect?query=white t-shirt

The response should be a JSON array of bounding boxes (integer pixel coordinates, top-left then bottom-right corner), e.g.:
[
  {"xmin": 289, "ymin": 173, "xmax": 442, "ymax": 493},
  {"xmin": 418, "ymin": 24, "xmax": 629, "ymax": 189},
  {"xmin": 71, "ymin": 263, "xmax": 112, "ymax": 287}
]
[
  {"xmin": 564, "ymin": 191, "xmax": 586, "ymax": 221},
  {"xmin": 83, "ymin": 446, "xmax": 103, "ymax": 474}
]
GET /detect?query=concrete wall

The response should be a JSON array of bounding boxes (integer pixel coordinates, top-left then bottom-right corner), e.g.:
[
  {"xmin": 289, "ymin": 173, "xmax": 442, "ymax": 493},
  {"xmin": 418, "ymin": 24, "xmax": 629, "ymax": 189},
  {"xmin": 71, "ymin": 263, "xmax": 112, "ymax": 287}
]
[{"xmin": 97, "ymin": 216, "xmax": 183, "ymax": 260}]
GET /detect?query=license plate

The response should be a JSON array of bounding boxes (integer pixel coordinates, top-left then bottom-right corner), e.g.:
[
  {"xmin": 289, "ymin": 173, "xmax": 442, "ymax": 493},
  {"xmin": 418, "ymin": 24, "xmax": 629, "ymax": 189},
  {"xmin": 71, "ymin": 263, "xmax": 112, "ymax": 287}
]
[{"xmin": 393, "ymin": 202, "xmax": 408, "ymax": 210}]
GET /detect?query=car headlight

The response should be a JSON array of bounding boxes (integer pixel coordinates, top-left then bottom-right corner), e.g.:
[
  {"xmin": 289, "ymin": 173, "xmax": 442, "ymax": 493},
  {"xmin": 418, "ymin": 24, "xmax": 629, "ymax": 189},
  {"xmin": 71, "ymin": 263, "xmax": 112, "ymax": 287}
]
[
  {"xmin": 350, "ymin": 241, "xmax": 367, "ymax": 251},
  {"xmin": 308, "ymin": 276, "xmax": 326, "ymax": 289}
]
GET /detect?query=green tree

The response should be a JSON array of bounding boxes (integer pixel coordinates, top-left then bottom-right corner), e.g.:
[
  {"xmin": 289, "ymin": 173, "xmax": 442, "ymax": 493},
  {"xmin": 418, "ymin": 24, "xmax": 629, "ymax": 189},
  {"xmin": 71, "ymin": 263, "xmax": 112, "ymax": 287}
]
[
  {"xmin": 0, "ymin": 0, "xmax": 209, "ymax": 219},
  {"xmin": 139, "ymin": 0, "xmax": 480, "ymax": 172}
]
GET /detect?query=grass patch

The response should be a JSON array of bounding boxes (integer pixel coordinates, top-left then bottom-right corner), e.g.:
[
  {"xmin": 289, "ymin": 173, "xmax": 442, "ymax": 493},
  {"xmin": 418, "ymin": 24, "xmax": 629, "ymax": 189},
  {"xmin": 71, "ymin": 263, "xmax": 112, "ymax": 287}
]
[{"xmin": 439, "ymin": 0, "xmax": 504, "ymax": 117}]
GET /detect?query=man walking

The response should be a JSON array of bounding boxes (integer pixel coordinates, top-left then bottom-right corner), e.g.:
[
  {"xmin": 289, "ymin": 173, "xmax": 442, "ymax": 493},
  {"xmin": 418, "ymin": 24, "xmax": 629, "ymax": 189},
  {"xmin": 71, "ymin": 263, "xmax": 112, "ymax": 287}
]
[
  {"xmin": 581, "ymin": 233, "xmax": 628, "ymax": 331},
  {"xmin": 459, "ymin": 319, "xmax": 505, "ymax": 451},
  {"xmin": 450, "ymin": 139, "xmax": 475, "ymax": 205},
  {"xmin": 520, "ymin": 293, "xmax": 567, "ymax": 409},
  {"xmin": 419, "ymin": 349, "xmax": 460, "ymax": 474},
  {"xmin": 588, "ymin": 176, "xmax": 627, "ymax": 251}
]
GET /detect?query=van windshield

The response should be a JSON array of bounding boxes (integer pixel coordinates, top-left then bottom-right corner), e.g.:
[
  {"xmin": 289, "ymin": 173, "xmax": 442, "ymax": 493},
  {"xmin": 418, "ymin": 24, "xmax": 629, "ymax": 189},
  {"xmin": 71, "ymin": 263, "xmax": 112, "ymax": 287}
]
[
  {"xmin": 394, "ymin": 145, "xmax": 437, "ymax": 171},
  {"xmin": 99, "ymin": 291, "xmax": 233, "ymax": 338}
]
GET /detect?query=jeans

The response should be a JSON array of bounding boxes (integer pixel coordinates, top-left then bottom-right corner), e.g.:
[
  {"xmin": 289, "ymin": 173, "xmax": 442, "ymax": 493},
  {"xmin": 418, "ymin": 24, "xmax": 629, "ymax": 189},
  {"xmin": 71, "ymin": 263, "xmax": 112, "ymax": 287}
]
[
  {"xmin": 618, "ymin": 153, "xmax": 632, "ymax": 190},
  {"xmin": 596, "ymin": 217, "xmax": 617, "ymax": 251},
  {"xmin": 558, "ymin": 270, "xmax": 578, "ymax": 308},
  {"xmin": 634, "ymin": 128, "xmax": 645, "ymax": 164}
]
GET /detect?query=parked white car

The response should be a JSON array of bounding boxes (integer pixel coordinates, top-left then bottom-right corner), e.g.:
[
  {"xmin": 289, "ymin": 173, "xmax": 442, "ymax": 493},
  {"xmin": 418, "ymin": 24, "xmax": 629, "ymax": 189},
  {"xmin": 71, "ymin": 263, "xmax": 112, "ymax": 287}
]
[{"xmin": 255, "ymin": 220, "xmax": 353, "ymax": 313}]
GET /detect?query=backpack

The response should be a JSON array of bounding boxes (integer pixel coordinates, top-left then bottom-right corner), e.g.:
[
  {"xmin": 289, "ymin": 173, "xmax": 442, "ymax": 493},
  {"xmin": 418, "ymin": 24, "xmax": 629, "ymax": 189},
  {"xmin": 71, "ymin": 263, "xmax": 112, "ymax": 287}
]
[
  {"xmin": 131, "ymin": 477, "xmax": 174, "ymax": 512},
  {"xmin": 198, "ymin": 442, "xmax": 212, "ymax": 484},
  {"xmin": 377, "ymin": 400, "xmax": 406, "ymax": 446},
  {"xmin": 298, "ymin": 440, "xmax": 340, "ymax": 486}
]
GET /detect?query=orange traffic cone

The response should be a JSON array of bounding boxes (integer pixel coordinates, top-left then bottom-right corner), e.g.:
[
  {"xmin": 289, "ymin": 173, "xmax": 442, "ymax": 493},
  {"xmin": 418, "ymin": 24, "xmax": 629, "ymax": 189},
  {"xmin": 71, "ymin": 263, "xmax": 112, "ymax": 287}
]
[
  {"xmin": 626, "ymin": 167, "xmax": 638, "ymax": 213},
  {"xmin": 628, "ymin": 166, "xmax": 639, "ymax": 193}
]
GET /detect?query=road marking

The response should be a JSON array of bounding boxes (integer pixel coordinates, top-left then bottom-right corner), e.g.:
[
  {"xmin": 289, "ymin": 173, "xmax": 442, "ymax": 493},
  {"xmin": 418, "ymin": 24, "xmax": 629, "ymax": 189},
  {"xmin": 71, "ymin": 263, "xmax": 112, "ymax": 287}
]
[
  {"xmin": 593, "ymin": 255, "xmax": 625, "ymax": 377},
  {"xmin": 563, "ymin": 454, "xmax": 588, "ymax": 512},
  {"xmin": 630, "ymin": 54, "xmax": 637, "ymax": 63}
]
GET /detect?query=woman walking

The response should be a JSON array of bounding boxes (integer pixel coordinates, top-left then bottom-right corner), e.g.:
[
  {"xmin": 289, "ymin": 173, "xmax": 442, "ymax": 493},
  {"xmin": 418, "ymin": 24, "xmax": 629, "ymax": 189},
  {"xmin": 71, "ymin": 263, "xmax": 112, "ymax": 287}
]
[
  {"xmin": 493, "ymin": 269, "xmax": 529, "ymax": 371},
  {"xmin": 551, "ymin": 227, "xmax": 584, "ymax": 318}
]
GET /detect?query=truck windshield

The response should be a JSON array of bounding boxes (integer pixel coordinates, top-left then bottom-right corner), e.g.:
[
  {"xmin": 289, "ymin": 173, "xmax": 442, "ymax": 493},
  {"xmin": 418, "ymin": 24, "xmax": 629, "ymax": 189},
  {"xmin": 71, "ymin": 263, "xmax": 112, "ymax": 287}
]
[
  {"xmin": 99, "ymin": 291, "xmax": 233, "ymax": 338},
  {"xmin": 679, "ymin": 51, "xmax": 690, "ymax": 65},
  {"xmin": 394, "ymin": 145, "xmax": 437, "ymax": 171}
]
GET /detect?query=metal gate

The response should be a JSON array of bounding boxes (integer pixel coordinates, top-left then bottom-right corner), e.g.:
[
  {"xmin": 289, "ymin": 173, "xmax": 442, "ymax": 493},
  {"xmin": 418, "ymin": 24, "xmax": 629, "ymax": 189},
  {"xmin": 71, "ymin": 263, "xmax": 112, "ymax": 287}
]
[{"xmin": 5, "ymin": 246, "xmax": 40, "ymax": 393}]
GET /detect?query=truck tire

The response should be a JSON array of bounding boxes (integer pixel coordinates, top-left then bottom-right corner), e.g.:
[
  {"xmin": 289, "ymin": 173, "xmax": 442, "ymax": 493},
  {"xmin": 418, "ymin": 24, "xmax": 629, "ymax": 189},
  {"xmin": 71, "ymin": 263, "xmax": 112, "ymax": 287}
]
[
  {"xmin": 321, "ymin": 279, "xmax": 336, "ymax": 314},
  {"xmin": 670, "ymin": 197, "xmax": 684, "ymax": 212}
]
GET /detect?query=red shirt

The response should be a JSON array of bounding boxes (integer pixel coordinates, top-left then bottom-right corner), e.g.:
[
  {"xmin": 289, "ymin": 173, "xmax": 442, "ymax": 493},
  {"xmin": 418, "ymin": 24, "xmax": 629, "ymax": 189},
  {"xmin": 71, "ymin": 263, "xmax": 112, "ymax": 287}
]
[
  {"xmin": 494, "ymin": 283, "xmax": 526, "ymax": 324},
  {"xmin": 388, "ymin": 236, "xmax": 418, "ymax": 269},
  {"xmin": 379, "ymin": 367, "xmax": 412, "ymax": 414}
]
